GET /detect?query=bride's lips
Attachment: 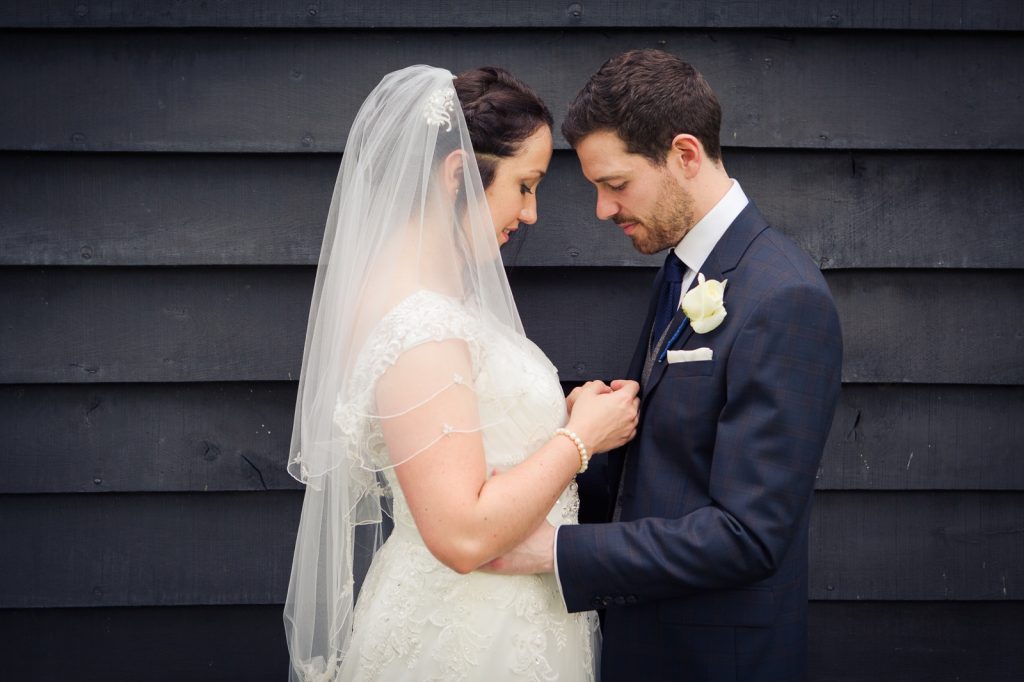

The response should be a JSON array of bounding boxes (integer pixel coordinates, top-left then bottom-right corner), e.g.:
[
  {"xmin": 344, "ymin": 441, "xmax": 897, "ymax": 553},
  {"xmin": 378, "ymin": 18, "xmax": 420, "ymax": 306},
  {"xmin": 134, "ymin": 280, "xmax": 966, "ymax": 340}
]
[{"xmin": 499, "ymin": 225, "xmax": 518, "ymax": 244}]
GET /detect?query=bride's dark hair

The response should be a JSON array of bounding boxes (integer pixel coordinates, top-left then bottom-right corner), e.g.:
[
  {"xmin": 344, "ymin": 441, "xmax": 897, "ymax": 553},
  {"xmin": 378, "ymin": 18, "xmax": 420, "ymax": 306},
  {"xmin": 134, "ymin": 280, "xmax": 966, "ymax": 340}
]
[{"xmin": 455, "ymin": 67, "xmax": 553, "ymax": 188}]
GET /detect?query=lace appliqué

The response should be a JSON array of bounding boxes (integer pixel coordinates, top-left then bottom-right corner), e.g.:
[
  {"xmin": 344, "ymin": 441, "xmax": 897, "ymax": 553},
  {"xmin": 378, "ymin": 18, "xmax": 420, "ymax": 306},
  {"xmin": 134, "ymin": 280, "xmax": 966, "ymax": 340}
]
[
  {"xmin": 349, "ymin": 539, "xmax": 493, "ymax": 681},
  {"xmin": 424, "ymin": 86, "xmax": 456, "ymax": 131},
  {"xmin": 561, "ymin": 480, "xmax": 581, "ymax": 524},
  {"xmin": 336, "ymin": 290, "xmax": 594, "ymax": 681},
  {"xmin": 297, "ymin": 655, "xmax": 342, "ymax": 682},
  {"xmin": 334, "ymin": 291, "xmax": 485, "ymax": 470}
]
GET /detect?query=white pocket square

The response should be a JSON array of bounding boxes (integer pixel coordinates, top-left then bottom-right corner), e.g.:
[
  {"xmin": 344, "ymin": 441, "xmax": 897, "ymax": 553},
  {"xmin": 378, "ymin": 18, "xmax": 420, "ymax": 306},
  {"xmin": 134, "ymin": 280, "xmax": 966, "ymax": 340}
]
[{"xmin": 666, "ymin": 347, "xmax": 713, "ymax": 364}]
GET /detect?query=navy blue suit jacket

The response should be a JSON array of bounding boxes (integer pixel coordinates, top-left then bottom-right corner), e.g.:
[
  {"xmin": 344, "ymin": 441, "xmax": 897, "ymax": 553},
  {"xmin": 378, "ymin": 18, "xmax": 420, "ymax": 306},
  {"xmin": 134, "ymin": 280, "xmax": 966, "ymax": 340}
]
[{"xmin": 557, "ymin": 202, "xmax": 842, "ymax": 681}]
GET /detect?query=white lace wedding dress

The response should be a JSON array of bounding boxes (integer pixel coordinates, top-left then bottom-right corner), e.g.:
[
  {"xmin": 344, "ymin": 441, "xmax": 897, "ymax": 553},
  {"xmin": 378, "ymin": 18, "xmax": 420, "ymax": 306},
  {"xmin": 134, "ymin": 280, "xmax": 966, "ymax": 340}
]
[{"xmin": 335, "ymin": 291, "xmax": 598, "ymax": 682}]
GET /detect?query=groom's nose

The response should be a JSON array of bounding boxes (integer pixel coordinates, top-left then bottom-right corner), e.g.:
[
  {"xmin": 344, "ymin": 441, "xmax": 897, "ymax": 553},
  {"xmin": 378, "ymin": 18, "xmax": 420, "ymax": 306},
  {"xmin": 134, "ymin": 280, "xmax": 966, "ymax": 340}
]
[{"xmin": 595, "ymin": 191, "xmax": 618, "ymax": 221}]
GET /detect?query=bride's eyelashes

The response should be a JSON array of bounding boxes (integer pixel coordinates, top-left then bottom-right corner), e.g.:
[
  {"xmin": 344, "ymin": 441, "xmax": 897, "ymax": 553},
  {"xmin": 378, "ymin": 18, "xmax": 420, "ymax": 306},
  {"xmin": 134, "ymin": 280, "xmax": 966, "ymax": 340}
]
[{"xmin": 520, "ymin": 182, "xmax": 535, "ymax": 195}]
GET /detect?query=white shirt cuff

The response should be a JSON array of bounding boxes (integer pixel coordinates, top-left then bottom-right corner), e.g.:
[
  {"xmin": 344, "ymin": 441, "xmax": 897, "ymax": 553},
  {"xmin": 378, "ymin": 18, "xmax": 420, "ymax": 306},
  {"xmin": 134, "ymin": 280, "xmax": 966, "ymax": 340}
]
[{"xmin": 553, "ymin": 525, "xmax": 569, "ymax": 611}]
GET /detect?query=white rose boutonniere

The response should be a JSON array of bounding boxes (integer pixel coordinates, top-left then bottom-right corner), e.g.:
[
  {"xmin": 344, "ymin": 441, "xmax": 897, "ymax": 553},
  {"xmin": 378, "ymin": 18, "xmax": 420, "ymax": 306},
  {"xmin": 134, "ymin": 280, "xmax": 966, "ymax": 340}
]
[{"xmin": 681, "ymin": 273, "xmax": 728, "ymax": 334}]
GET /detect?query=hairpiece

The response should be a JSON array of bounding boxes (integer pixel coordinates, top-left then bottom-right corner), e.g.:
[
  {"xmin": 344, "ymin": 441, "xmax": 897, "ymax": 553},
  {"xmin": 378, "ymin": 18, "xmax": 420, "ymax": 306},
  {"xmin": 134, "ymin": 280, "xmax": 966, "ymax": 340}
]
[{"xmin": 424, "ymin": 86, "xmax": 456, "ymax": 131}]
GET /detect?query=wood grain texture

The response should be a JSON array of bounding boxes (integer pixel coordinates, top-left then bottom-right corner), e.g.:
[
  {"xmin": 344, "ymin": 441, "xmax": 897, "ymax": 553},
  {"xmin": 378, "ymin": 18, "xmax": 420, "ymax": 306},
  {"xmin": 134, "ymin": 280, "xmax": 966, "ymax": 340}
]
[
  {"xmin": 811, "ymin": 492, "xmax": 1024, "ymax": 600},
  {"xmin": 0, "ymin": 152, "xmax": 335, "ymax": 266},
  {"xmin": 0, "ymin": 267, "xmax": 316, "ymax": 384},
  {"xmin": 2, "ymin": 267, "xmax": 1021, "ymax": 384},
  {"xmin": 2, "ymin": 491, "xmax": 1021, "ymax": 607},
  {"xmin": 827, "ymin": 269, "xmax": 1024, "ymax": 384},
  {"xmin": 3, "ymin": 1, "xmax": 1023, "ymax": 30},
  {"xmin": 3, "ymin": 601, "xmax": 1022, "ymax": 681},
  {"xmin": 808, "ymin": 601, "xmax": 1024, "ymax": 681},
  {"xmin": 0, "ymin": 491, "xmax": 301, "ymax": 608},
  {"xmin": 0, "ymin": 382, "xmax": 301, "ymax": 494},
  {"xmin": 820, "ymin": 384, "xmax": 1024, "ymax": 491},
  {"xmin": 4, "ymin": 150, "xmax": 1023, "ymax": 269},
  {"xmin": 2, "ymin": 30, "xmax": 1022, "ymax": 151},
  {"xmin": 0, "ymin": 605, "xmax": 289, "ymax": 681},
  {"xmin": 4, "ymin": 383, "xmax": 1020, "ymax": 494}
]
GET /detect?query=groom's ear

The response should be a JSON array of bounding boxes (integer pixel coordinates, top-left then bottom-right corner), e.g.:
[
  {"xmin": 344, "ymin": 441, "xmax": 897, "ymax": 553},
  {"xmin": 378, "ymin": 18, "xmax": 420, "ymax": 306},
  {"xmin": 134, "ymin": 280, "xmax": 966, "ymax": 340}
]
[
  {"xmin": 667, "ymin": 134, "xmax": 703, "ymax": 180},
  {"xmin": 442, "ymin": 150, "xmax": 467, "ymax": 197}
]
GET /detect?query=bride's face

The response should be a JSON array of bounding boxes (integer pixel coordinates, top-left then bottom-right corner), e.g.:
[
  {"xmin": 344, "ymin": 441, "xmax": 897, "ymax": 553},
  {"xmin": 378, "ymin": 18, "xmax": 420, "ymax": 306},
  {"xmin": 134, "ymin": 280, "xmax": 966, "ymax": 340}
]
[{"xmin": 485, "ymin": 125, "xmax": 553, "ymax": 246}]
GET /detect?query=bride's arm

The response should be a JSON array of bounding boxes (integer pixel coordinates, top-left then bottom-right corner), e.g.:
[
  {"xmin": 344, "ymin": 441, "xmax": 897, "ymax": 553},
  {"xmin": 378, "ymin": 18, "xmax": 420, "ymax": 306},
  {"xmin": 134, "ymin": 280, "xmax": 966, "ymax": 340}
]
[{"xmin": 376, "ymin": 338, "xmax": 637, "ymax": 575}]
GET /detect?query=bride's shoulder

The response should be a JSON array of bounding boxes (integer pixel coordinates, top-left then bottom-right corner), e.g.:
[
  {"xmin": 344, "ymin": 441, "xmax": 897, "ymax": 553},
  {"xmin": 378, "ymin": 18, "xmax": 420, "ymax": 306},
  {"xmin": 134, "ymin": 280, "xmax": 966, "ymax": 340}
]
[
  {"xmin": 384, "ymin": 289, "xmax": 475, "ymax": 332},
  {"xmin": 346, "ymin": 290, "xmax": 482, "ymax": 393},
  {"xmin": 365, "ymin": 289, "xmax": 481, "ymax": 357}
]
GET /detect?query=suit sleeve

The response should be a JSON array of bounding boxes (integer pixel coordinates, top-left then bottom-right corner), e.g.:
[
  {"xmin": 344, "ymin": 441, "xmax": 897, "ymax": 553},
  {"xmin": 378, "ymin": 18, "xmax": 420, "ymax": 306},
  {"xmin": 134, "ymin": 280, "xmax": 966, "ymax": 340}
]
[{"xmin": 556, "ymin": 279, "xmax": 842, "ymax": 612}]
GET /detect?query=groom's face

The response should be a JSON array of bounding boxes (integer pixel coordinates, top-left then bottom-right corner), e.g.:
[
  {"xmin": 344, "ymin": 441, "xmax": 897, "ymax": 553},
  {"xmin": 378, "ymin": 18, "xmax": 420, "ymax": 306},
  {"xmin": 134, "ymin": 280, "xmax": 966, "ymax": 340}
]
[{"xmin": 575, "ymin": 130, "xmax": 694, "ymax": 255}]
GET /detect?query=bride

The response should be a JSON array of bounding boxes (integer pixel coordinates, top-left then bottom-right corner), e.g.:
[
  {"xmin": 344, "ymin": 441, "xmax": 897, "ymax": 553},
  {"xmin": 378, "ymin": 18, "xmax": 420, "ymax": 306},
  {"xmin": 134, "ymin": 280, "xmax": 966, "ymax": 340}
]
[{"xmin": 284, "ymin": 65, "xmax": 640, "ymax": 681}]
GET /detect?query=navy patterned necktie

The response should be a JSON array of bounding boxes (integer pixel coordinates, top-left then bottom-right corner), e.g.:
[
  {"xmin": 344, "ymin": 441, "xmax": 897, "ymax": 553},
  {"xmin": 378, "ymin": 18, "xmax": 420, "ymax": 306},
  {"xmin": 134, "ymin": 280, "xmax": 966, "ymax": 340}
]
[{"xmin": 652, "ymin": 251, "xmax": 686, "ymax": 348}]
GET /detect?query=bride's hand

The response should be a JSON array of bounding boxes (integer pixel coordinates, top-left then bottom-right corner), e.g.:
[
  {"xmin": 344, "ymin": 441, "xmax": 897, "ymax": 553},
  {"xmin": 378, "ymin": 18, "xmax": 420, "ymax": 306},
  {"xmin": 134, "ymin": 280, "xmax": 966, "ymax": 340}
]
[
  {"xmin": 566, "ymin": 379, "xmax": 640, "ymax": 454},
  {"xmin": 566, "ymin": 380, "xmax": 611, "ymax": 414}
]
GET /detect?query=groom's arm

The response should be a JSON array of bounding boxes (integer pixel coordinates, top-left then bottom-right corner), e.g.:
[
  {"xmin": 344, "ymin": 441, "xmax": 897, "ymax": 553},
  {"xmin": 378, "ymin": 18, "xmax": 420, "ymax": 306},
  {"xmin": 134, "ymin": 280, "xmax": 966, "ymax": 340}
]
[{"xmin": 557, "ymin": 280, "xmax": 842, "ymax": 612}]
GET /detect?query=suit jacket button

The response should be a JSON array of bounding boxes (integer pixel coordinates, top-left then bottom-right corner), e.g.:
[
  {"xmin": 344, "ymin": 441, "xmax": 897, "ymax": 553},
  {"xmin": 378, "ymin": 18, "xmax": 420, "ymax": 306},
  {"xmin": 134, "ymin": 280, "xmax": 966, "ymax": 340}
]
[
  {"xmin": 626, "ymin": 595, "xmax": 638, "ymax": 605},
  {"xmin": 613, "ymin": 596, "xmax": 626, "ymax": 606},
  {"xmin": 601, "ymin": 597, "xmax": 612, "ymax": 607},
  {"xmin": 591, "ymin": 597, "xmax": 603, "ymax": 608}
]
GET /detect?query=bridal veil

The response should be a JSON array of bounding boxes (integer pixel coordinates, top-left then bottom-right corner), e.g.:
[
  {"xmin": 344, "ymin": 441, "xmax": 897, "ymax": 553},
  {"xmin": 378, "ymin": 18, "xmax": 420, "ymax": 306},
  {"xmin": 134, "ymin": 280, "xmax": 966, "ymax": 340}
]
[{"xmin": 283, "ymin": 65, "xmax": 524, "ymax": 680}]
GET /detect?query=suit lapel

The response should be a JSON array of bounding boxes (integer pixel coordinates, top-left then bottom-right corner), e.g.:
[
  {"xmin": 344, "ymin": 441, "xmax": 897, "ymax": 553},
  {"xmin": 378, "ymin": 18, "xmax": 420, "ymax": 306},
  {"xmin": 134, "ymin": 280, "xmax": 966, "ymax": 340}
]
[
  {"xmin": 643, "ymin": 307, "xmax": 692, "ymax": 399},
  {"xmin": 641, "ymin": 202, "xmax": 770, "ymax": 400}
]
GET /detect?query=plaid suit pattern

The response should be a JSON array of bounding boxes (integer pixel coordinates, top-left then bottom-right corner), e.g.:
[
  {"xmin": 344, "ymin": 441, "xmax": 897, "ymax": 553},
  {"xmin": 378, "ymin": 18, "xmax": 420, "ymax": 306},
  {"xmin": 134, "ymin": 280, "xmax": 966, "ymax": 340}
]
[{"xmin": 558, "ymin": 203, "xmax": 843, "ymax": 681}]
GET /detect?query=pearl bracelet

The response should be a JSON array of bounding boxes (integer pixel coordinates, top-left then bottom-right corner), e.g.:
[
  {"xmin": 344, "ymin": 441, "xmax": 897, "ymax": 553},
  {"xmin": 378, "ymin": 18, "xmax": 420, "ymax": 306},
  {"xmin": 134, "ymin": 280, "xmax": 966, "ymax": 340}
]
[{"xmin": 555, "ymin": 427, "xmax": 589, "ymax": 474}]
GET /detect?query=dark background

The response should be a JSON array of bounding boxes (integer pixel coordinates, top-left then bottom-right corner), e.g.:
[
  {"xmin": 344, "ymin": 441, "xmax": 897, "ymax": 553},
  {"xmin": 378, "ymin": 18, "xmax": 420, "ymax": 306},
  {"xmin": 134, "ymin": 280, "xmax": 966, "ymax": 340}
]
[{"xmin": 1, "ymin": 2, "xmax": 1022, "ymax": 679}]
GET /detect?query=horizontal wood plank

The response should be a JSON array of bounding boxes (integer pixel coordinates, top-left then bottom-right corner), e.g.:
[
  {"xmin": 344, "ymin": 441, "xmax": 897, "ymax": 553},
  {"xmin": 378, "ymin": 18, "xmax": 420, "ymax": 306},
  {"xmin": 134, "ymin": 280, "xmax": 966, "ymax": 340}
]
[
  {"xmin": 1, "ymin": 268, "xmax": 1021, "ymax": 384},
  {"xmin": 3, "ymin": 383, "xmax": 1021, "ymax": 494},
  {"xmin": 821, "ymin": 384, "xmax": 1024, "ymax": 490},
  {"xmin": 3, "ymin": 1, "xmax": 1022, "ymax": 30},
  {"xmin": 811, "ymin": 492, "xmax": 1024, "ymax": 600},
  {"xmin": 509, "ymin": 150, "xmax": 1024, "ymax": 270},
  {"xmin": 808, "ymin": 601, "xmax": 1024, "ymax": 681},
  {"xmin": 2, "ymin": 602, "xmax": 1022, "ymax": 681},
  {"xmin": 0, "ymin": 605, "xmax": 289, "ymax": 681},
  {"xmin": 1, "ymin": 31, "xmax": 1022, "ymax": 151},
  {"xmin": 0, "ymin": 492, "xmax": 300, "ymax": 608},
  {"xmin": 1, "ymin": 491, "xmax": 1021, "ymax": 607},
  {"xmin": 0, "ymin": 382, "xmax": 301, "ymax": 493},
  {"xmin": 826, "ymin": 270, "xmax": 1024, "ymax": 384},
  {"xmin": 0, "ymin": 267, "xmax": 315, "ymax": 384},
  {"xmin": 4, "ymin": 150, "xmax": 1023, "ymax": 269},
  {"xmin": 0, "ymin": 152, "xmax": 336, "ymax": 267}
]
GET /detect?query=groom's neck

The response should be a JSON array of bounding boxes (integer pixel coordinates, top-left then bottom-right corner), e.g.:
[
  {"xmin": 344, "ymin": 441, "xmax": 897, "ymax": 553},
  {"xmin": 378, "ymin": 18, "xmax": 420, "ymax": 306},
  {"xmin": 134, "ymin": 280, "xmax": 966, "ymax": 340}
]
[{"xmin": 688, "ymin": 162, "xmax": 733, "ymax": 224}]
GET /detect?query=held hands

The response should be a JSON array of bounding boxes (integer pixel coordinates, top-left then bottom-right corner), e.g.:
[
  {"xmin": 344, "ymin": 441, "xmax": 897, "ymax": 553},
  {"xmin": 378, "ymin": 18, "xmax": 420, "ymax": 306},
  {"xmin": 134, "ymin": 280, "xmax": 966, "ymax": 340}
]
[{"xmin": 566, "ymin": 379, "xmax": 640, "ymax": 454}]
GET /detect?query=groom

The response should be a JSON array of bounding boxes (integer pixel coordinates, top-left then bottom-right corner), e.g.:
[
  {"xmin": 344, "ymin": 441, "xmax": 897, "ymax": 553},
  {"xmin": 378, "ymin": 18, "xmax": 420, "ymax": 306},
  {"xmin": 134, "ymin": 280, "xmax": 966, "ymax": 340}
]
[{"xmin": 492, "ymin": 50, "xmax": 843, "ymax": 680}]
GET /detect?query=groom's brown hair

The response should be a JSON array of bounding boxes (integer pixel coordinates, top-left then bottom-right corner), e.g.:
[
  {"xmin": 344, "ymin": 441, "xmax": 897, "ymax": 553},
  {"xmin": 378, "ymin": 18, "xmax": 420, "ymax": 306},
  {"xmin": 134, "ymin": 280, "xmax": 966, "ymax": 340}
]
[{"xmin": 562, "ymin": 49, "xmax": 722, "ymax": 164}]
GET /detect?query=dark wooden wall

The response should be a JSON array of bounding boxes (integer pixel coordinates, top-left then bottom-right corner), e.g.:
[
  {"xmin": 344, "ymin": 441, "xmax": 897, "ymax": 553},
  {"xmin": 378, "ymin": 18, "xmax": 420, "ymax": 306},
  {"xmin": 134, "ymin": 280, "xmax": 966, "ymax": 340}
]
[{"xmin": 2, "ymin": 2, "xmax": 1022, "ymax": 679}]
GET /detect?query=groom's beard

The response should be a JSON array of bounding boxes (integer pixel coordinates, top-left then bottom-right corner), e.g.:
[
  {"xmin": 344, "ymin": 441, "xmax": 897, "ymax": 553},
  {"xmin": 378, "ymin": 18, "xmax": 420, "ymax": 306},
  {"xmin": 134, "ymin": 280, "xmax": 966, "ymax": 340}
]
[{"xmin": 616, "ymin": 174, "xmax": 696, "ymax": 255}]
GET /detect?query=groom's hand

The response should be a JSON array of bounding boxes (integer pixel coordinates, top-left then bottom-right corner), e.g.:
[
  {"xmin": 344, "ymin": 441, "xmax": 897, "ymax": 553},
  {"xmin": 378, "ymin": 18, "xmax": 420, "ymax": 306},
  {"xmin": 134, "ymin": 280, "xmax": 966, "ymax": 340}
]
[{"xmin": 480, "ymin": 521, "xmax": 556, "ymax": 575}]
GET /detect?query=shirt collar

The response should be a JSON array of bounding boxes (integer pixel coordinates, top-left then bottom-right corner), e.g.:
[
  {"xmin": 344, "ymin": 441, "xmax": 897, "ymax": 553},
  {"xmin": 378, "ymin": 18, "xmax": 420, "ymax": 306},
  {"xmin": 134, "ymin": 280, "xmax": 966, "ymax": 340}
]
[{"xmin": 673, "ymin": 179, "xmax": 748, "ymax": 274}]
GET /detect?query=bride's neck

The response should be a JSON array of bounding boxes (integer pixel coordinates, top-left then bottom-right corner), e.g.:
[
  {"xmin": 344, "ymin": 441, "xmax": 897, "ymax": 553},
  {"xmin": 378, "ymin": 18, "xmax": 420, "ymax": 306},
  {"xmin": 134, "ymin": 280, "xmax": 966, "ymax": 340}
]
[{"xmin": 392, "ymin": 215, "xmax": 466, "ymax": 298}]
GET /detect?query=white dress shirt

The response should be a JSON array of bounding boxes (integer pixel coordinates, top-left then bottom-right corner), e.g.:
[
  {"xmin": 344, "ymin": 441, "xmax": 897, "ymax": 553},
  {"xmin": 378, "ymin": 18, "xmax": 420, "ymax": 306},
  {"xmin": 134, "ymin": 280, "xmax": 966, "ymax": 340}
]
[
  {"xmin": 551, "ymin": 179, "xmax": 749, "ymax": 606},
  {"xmin": 674, "ymin": 179, "xmax": 749, "ymax": 297}
]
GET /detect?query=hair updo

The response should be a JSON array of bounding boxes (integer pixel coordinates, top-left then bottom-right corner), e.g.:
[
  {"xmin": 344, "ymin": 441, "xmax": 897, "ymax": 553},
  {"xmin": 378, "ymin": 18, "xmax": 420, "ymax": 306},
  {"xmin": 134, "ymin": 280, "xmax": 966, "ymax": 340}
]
[{"xmin": 455, "ymin": 67, "xmax": 553, "ymax": 189}]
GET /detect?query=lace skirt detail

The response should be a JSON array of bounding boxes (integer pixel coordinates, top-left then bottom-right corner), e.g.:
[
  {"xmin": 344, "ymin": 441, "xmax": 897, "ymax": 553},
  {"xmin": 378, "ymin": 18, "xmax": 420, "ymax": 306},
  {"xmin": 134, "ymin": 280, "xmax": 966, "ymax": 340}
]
[{"xmin": 338, "ymin": 532, "xmax": 597, "ymax": 682}]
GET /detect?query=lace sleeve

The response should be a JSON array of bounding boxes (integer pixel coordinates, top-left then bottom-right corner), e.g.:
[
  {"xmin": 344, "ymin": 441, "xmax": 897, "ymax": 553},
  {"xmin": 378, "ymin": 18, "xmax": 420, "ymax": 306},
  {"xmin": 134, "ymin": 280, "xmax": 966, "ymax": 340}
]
[{"xmin": 334, "ymin": 291, "xmax": 491, "ymax": 470}]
